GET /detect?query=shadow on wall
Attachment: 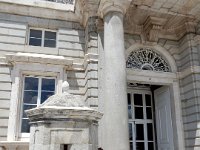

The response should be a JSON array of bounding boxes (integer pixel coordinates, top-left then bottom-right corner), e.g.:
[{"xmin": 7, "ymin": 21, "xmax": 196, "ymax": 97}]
[{"xmin": 78, "ymin": 29, "xmax": 85, "ymax": 53}]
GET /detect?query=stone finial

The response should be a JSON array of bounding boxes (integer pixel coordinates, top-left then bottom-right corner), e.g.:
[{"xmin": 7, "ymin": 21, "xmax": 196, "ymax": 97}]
[{"xmin": 62, "ymin": 81, "xmax": 69, "ymax": 93}]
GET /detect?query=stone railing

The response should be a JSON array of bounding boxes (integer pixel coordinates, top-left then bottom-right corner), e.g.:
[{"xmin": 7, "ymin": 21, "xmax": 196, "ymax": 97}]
[{"xmin": 41, "ymin": 0, "xmax": 74, "ymax": 4}]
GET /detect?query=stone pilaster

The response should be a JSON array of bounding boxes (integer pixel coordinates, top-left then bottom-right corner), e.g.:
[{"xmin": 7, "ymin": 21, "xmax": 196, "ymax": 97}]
[
  {"xmin": 100, "ymin": 4, "xmax": 130, "ymax": 150},
  {"xmin": 84, "ymin": 16, "xmax": 99, "ymax": 108}
]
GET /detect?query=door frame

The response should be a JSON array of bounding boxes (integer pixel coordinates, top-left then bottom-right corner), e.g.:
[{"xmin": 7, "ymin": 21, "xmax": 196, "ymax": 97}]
[
  {"xmin": 127, "ymin": 69, "xmax": 185, "ymax": 150},
  {"xmin": 127, "ymin": 87, "xmax": 156, "ymax": 150}
]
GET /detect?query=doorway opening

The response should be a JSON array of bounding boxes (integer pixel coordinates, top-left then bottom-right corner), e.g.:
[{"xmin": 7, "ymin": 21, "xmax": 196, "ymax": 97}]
[{"xmin": 127, "ymin": 83, "xmax": 174, "ymax": 150}]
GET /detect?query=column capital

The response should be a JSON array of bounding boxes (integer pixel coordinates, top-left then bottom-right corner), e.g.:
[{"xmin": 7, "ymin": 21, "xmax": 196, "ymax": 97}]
[{"xmin": 98, "ymin": 0, "xmax": 131, "ymax": 18}]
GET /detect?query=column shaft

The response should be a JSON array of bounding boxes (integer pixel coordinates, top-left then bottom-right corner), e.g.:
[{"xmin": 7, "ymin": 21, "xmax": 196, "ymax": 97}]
[{"xmin": 102, "ymin": 11, "xmax": 129, "ymax": 150}]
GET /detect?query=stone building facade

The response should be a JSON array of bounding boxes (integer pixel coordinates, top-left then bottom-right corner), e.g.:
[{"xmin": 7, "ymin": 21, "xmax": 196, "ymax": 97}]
[{"xmin": 0, "ymin": 0, "xmax": 200, "ymax": 150}]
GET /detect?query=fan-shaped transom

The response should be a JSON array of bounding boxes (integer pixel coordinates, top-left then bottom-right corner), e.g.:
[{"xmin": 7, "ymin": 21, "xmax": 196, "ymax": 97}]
[{"xmin": 126, "ymin": 48, "xmax": 170, "ymax": 72}]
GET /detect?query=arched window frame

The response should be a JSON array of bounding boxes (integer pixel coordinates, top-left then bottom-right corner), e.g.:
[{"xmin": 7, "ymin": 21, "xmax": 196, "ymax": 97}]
[
  {"xmin": 126, "ymin": 48, "xmax": 170, "ymax": 72},
  {"xmin": 125, "ymin": 44, "xmax": 177, "ymax": 73}
]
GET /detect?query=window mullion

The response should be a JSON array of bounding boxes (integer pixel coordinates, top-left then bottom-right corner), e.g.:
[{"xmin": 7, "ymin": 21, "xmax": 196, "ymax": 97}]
[
  {"xmin": 42, "ymin": 30, "xmax": 45, "ymax": 47},
  {"xmin": 132, "ymin": 93, "xmax": 136, "ymax": 150},
  {"xmin": 37, "ymin": 77, "xmax": 42, "ymax": 106},
  {"xmin": 132, "ymin": 122, "xmax": 136, "ymax": 150},
  {"xmin": 132, "ymin": 93, "xmax": 135, "ymax": 121},
  {"xmin": 144, "ymin": 93, "xmax": 148, "ymax": 150}
]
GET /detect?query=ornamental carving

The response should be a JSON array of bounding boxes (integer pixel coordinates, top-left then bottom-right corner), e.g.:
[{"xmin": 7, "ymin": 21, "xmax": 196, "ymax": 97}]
[{"xmin": 126, "ymin": 48, "xmax": 170, "ymax": 72}]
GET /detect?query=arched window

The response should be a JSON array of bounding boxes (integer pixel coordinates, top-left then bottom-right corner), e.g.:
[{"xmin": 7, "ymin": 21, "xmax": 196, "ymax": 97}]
[{"xmin": 126, "ymin": 48, "xmax": 170, "ymax": 72}]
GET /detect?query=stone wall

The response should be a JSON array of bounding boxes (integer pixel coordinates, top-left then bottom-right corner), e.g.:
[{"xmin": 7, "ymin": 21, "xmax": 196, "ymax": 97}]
[
  {"xmin": 67, "ymin": 17, "xmax": 99, "ymax": 109},
  {"xmin": 0, "ymin": 64, "xmax": 11, "ymax": 141},
  {"xmin": 84, "ymin": 17, "xmax": 99, "ymax": 109},
  {"xmin": 178, "ymin": 34, "xmax": 199, "ymax": 71},
  {"xmin": 0, "ymin": 13, "xmax": 85, "ymax": 59},
  {"xmin": 0, "ymin": 12, "xmax": 87, "ymax": 142},
  {"xmin": 178, "ymin": 33, "xmax": 200, "ymax": 150}
]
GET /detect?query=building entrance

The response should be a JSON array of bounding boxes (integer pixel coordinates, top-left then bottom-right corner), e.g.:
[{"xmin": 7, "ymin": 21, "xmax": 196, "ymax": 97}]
[
  {"xmin": 127, "ymin": 84, "xmax": 174, "ymax": 150},
  {"xmin": 128, "ymin": 85, "xmax": 156, "ymax": 150}
]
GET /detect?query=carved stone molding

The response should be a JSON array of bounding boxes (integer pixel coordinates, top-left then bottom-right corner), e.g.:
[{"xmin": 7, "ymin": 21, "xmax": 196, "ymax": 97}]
[
  {"xmin": 144, "ymin": 16, "xmax": 167, "ymax": 42},
  {"xmin": 99, "ymin": 2, "xmax": 124, "ymax": 17},
  {"xmin": 78, "ymin": 0, "xmax": 100, "ymax": 26},
  {"xmin": 98, "ymin": 0, "xmax": 131, "ymax": 18},
  {"xmin": 124, "ymin": 2, "xmax": 198, "ymax": 41},
  {"xmin": 174, "ymin": 21, "xmax": 197, "ymax": 39},
  {"xmin": 185, "ymin": 21, "xmax": 197, "ymax": 33}
]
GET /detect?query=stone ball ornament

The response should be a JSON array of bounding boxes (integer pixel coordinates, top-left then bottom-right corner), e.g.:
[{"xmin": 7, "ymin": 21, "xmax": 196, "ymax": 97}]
[{"xmin": 62, "ymin": 80, "xmax": 69, "ymax": 93}]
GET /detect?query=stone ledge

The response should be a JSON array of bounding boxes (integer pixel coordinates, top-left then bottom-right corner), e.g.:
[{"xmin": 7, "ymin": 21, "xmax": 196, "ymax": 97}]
[
  {"xmin": 26, "ymin": 106, "xmax": 103, "ymax": 122},
  {"xmin": 0, "ymin": 141, "xmax": 29, "ymax": 149},
  {"xmin": 0, "ymin": 0, "xmax": 74, "ymax": 11},
  {"xmin": 70, "ymin": 53, "xmax": 99, "ymax": 71},
  {"xmin": 0, "ymin": 141, "xmax": 28, "ymax": 145},
  {"xmin": 6, "ymin": 53, "xmax": 73, "ymax": 66},
  {"xmin": 0, "ymin": 0, "xmax": 79, "ymax": 22}
]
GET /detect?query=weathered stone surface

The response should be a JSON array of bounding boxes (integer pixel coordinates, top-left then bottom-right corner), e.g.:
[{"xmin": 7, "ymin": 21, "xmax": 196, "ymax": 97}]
[
  {"xmin": 1, "ymin": 0, "xmax": 200, "ymax": 150},
  {"xmin": 40, "ymin": 93, "xmax": 85, "ymax": 108},
  {"xmin": 26, "ymin": 82, "xmax": 102, "ymax": 150}
]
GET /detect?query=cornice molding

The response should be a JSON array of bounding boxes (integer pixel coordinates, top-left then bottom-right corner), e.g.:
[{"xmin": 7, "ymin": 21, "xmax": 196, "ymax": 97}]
[
  {"xmin": 173, "ymin": 21, "xmax": 197, "ymax": 39},
  {"xmin": 124, "ymin": 16, "xmax": 198, "ymax": 41},
  {"xmin": 78, "ymin": 0, "xmax": 100, "ymax": 26}
]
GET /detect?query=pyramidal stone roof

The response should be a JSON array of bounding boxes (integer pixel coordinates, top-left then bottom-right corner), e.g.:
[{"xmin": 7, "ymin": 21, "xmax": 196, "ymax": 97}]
[
  {"xmin": 25, "ymin": 81, "xmax": 103, "ymax": 122},
  {"xmin": 40, "ymin": 92, "xmax": 86, "ymax": 108}
]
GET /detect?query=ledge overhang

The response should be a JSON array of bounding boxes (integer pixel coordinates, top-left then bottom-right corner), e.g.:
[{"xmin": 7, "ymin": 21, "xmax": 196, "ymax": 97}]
[
  {"xmin": 26, "ymin": 106, "xmax": 103, "ymax": 122},
  {"xmin": 0, "ymin": 0, "xmax": 80, "ymax": 22},
  {"xmin": 6, "ymin": 53, "xmax": 73, "ymax": 67}
]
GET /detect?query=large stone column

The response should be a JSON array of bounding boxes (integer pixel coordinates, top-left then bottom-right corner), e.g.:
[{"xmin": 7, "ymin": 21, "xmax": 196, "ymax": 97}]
[{"xmin": 101, "ymin": 5, "xmax": 130, "ymax": 150}]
